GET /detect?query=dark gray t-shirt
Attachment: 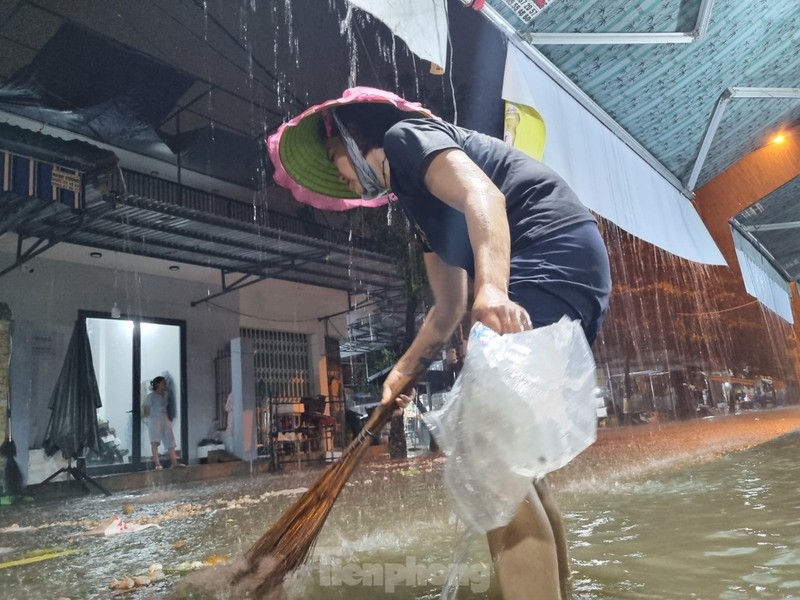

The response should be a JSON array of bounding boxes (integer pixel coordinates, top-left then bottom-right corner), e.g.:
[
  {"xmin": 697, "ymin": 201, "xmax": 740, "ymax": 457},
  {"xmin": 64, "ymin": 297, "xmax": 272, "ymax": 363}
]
[{"xmin": 384, "ymin": 119, "xmax": 595, "ymax": 277}]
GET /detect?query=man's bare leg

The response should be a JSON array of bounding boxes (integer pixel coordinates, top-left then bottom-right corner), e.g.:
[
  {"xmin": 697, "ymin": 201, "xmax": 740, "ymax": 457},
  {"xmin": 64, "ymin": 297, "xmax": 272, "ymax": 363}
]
[
  {"xmin": 487, "ymin": 491, "xmax": 561, "ymax": 600},
  {"xmin": 151, "ymin": 441, "xmax": 161, "ymax": 469},
  {"xmin": 534, "ymin": 478, "xmax": 571, "ymax": 599}
]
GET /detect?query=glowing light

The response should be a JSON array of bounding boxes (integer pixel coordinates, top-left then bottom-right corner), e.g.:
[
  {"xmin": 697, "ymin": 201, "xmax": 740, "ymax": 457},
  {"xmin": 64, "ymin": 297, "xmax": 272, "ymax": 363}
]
[{"xmin": 771, "ymin": 134, "xmax": 785, "ymax": 144}]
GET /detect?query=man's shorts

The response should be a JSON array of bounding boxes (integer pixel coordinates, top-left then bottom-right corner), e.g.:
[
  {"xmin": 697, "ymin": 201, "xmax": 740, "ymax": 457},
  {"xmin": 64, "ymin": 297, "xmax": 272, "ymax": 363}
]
[
  {"xmin": 149, "ymin": 415, "xmax": 177, "ymax": 449},
  {"xmin": 509, "ymin": 221, "xmax": 611, "ymax": 346}
]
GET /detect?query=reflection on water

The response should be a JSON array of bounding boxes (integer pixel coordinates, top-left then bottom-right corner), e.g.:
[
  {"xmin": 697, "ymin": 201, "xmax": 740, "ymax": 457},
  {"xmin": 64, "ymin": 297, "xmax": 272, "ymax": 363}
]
[
  {"xmin": 0, "ymin": 432, "xmax": 799, "ymax": 599},
  {"xmin": 565, "ymin": 431, "xmax": 800, "ymax": 600}
]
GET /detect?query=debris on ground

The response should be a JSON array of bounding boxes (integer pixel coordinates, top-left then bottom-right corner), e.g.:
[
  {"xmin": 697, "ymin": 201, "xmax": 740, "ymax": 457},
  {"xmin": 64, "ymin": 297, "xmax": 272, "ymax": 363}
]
[
  {"xmin": 0, "ymin": 547, "xmax": 79, "ymax": 569},
  {"xmin": 83, "ymin": 514, "xmax": 160, "ymax": 536},
  {"xmin": 166, "ymin": 554, "xmax": 231, "ymax": 574},
  {"xmin": 109, "ymin": 563, "xmax": 165, "ymax": 590}
]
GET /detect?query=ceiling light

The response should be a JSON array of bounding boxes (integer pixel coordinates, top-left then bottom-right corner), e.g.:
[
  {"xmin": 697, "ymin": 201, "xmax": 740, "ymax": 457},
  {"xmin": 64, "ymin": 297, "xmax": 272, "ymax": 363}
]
[
  {"xmin": 169, "ymin": 265, "xmax": 180, "ymax": 271},
  {"xmin": 90, "ymin": 251, "xmax": 103, "ymax": 258},
  {"xmin": 771, "ymin": 134, "xmax": 786, "ymax": 144}
]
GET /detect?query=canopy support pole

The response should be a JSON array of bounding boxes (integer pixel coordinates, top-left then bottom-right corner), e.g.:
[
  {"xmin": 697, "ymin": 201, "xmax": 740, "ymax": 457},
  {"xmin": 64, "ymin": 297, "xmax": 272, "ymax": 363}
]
[{"xmin": 32, "ymin": 458, "xmax": 112, "ymax": 497}]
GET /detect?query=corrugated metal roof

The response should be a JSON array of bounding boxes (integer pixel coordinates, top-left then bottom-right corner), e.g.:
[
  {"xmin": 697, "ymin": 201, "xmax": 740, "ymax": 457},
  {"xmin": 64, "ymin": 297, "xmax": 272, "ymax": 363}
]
[
  {"xmin": 485, "ymin": 0, "xmax": 800, "ymax": 188},
  {"xmin": 734, "ymin": 176, "xmax": 800, "ymax": 281},
  {"xmin": 0, "ymin": 130, "xmax": 403, "ymax": 299}
]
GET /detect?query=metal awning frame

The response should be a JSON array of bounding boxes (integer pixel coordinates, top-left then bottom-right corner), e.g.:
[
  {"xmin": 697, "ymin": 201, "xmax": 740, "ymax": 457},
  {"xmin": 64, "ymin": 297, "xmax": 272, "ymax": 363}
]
[
  {"xmin": 1, "ymin": 189, "xmax": 405, "ymax": 305},
  {"xmin": 478, "ymin": 3, "xmax": 694, "ymax": 198},
  {"xmin": 522, "ymin": 0, "xmax": 716, "ymax": 45},
  {"xmin": 687, "ymin": 87, "xmax": 800, "ymax": 190},
  {"xmin": 189, "ymin": 248, "xmax": 330, "ymax": 306},
  {"xmin": 0, "ymin": 194, "xmax": 113, "ymax": 278}
]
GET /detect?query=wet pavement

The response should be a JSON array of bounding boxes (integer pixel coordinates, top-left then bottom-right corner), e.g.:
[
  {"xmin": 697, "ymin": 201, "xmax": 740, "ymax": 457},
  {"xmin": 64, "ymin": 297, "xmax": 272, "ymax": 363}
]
[{"xmin": 0, "ymin": 405, "xmax": 798, "ymax": 599}]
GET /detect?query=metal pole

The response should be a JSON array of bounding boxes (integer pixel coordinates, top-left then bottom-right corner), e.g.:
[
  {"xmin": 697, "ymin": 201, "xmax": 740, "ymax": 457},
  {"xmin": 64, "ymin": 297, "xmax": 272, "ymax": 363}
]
[
  {"xmin": 176, "ymin": 111, "xmax": 183, "ymax": 206},
  {"xmin": 664, "ymin": 349, "xmax": 677, "ymax": 420}
]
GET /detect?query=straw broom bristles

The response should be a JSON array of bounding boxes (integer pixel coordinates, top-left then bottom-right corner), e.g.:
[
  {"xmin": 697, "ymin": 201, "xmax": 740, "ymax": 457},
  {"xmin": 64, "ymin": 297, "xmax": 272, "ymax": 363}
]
[{"xmin": 232, "ymin": 374, "xmax": 416, "ymax": 597}]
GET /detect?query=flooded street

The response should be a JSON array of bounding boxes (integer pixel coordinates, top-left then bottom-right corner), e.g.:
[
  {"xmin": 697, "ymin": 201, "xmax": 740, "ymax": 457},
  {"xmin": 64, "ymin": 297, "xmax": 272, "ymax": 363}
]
[
  {"xmin": 1, "ymin": 408, "xmax": 799, "ymax": 599},
  {"xmin": 564, "ymin": 430, "xmax": 800, "ymax": 599},
  {"xmin": 0, "ymin": 3, "xmax": 797, "ymax": 600}
]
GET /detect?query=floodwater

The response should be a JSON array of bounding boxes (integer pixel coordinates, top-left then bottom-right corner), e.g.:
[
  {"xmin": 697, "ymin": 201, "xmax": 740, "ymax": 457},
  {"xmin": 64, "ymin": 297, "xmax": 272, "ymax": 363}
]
[{"xmin": 1, "ymin": 429, "xmax": 799, "ymax": 599}]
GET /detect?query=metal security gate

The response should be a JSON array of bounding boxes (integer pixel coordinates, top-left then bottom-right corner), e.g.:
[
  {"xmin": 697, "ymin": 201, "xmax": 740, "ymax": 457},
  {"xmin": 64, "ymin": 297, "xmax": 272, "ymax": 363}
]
[
  {"xmin": 241, "ymin": 328, "xmax": 311, "ymax": 463},
  {"xmin": 241, "ymin": 328, "xmax": 311, "ymax": 400},
  {"xmin": 212, "ymin": 330, "xmax": 345, "ymax": 468},
  {"xmin": 214, "ymin": 345, "xmax": 231, "ymax": 432}
]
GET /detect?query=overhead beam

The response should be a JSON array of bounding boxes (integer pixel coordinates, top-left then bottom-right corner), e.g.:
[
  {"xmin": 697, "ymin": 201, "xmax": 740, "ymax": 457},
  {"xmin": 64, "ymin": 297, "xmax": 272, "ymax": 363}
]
[
  {"xmin": 93, "ymin": 206, "xmax": 399, "ymax": 282},
  {"xmin": 687, "ymin": 87, "xmax": 800, "ymax": 190},
  {"xmin": 693, "ymin": 0, "xmax": 716, "ymax": 40},
  {"xmin": 114, "ymin": 189, "xmax": 391, "ymax": 263},
  {"xmin": 0, "ymin": 203, "xmax": 112, "ymax": 278},
  {"xmin": 478, "ymin": 4, "xmax": 693, "ymax": 198},
  {"xmin": 524, "ymin": 32, "xmax": 693, "ymax": 45},
  {"xmin": 522, "ymin": 0, "xmax": 715, "ymax": 45},
  {"xmin": 190, "ymin": 250, "xmax": 327, "ymax": 306},
  {"xmin": 686, "ymin": 89, "xmax": 733, "ymax": 192},
  {"xmin": 0, "ymin": 194, "xmax": 64, "ymax": 236},
  {"xmin": 743, "ymin": 221, "xmax": 800, "ymax": 233},
  {"xmin": 729, "ymin": 219, "xmax": 793, "ymax": 283}
]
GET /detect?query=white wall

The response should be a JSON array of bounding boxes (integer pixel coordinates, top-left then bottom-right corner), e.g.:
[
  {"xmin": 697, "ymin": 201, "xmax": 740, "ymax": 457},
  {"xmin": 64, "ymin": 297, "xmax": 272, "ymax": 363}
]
[
  {"xmin": 238, "ymin": 278, "xmax": 349, "ymax": 397},
  {"xmin": 0, "ymin": 243, "xmax": 349, "ymax": 475}
]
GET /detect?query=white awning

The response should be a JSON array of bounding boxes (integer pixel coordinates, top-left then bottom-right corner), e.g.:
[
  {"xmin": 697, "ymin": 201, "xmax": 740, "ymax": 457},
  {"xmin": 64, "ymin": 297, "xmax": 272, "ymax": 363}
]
[
  {"xmin": 502, "ymin": 45, "xmax": 726, "ymax": 266},
  {"xmin": 345, "ymin": 0, "xmax": 448, "ymax": 68},
  {"xmin": 732, "ymin": 227, "xmax": 793, "ymax": 323}
]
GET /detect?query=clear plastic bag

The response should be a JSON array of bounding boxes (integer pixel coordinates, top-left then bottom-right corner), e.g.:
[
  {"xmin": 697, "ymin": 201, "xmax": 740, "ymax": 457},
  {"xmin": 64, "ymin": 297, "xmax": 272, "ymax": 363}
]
[{"xmin": 423, "ymin": 317, "xmax": 597, "ymax": 533}]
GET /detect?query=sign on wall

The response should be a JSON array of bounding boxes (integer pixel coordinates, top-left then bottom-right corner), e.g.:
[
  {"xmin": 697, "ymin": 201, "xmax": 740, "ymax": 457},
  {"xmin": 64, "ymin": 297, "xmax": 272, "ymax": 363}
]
[
  {"xmin": 0, "ymin": 149, "xmax": 83, "ymax": 209},
  {"xmin": 498, "ymin": 0, "xmax": 554, "ymax": 24}
]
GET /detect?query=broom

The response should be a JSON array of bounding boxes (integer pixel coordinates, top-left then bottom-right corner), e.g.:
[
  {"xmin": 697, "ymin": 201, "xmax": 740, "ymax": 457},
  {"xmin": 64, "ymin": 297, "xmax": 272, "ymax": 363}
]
[
  {"xmin": 1, "ymin": 395, "xmax": 23, "ymax": 498},
  {"xmin": 2, "ymin": 318, "xmax": 23, "ymax": 499},
  {"xmin": 231, "ymin": 372, "xmax": 419, "ymax": 596}
]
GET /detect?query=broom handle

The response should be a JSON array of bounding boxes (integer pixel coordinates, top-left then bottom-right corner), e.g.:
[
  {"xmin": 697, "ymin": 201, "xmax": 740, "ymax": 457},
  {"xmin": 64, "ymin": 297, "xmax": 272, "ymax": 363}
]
[
  {"xmin": 342, "ymin": 372, "xmax": 418, "ymax": 458},
  {"xmin": 239, "ymin": 370, "xmax": 426, "ymax": 587},
  {"xmin": 4, "ymin": 390, "xmax": 10, "ymax": 443}
]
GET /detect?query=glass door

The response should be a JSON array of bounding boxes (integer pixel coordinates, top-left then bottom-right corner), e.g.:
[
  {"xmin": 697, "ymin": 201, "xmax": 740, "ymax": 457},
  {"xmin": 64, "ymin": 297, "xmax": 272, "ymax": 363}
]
[
  {"xmin": 85, "ymin": 317, "xmax": 135, "ymax": 469},
  {"xmin": 139, "ymin": 322, "xmax": 183, "ymax": 464},
  {"xmin": 84, "ymin": 314, "xmax": 185, "ymax": 472}
]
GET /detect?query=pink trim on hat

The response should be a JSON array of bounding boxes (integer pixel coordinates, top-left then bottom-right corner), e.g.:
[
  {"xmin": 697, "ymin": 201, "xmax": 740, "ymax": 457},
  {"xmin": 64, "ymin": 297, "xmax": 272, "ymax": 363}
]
[
  {"xmin": 267, "ymin": 87, "xmax": 434, "ymax": 211},
  {"xmin": 267, "ymin": 122, "xmax": 390, "ymax": 210}
]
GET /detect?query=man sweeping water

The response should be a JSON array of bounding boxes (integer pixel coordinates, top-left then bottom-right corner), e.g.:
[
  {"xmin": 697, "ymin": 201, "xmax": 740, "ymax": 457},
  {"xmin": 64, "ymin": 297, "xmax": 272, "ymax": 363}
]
[{"xmin": 268, "ymin": 86, "xmax": 611, "ymax": 599}]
